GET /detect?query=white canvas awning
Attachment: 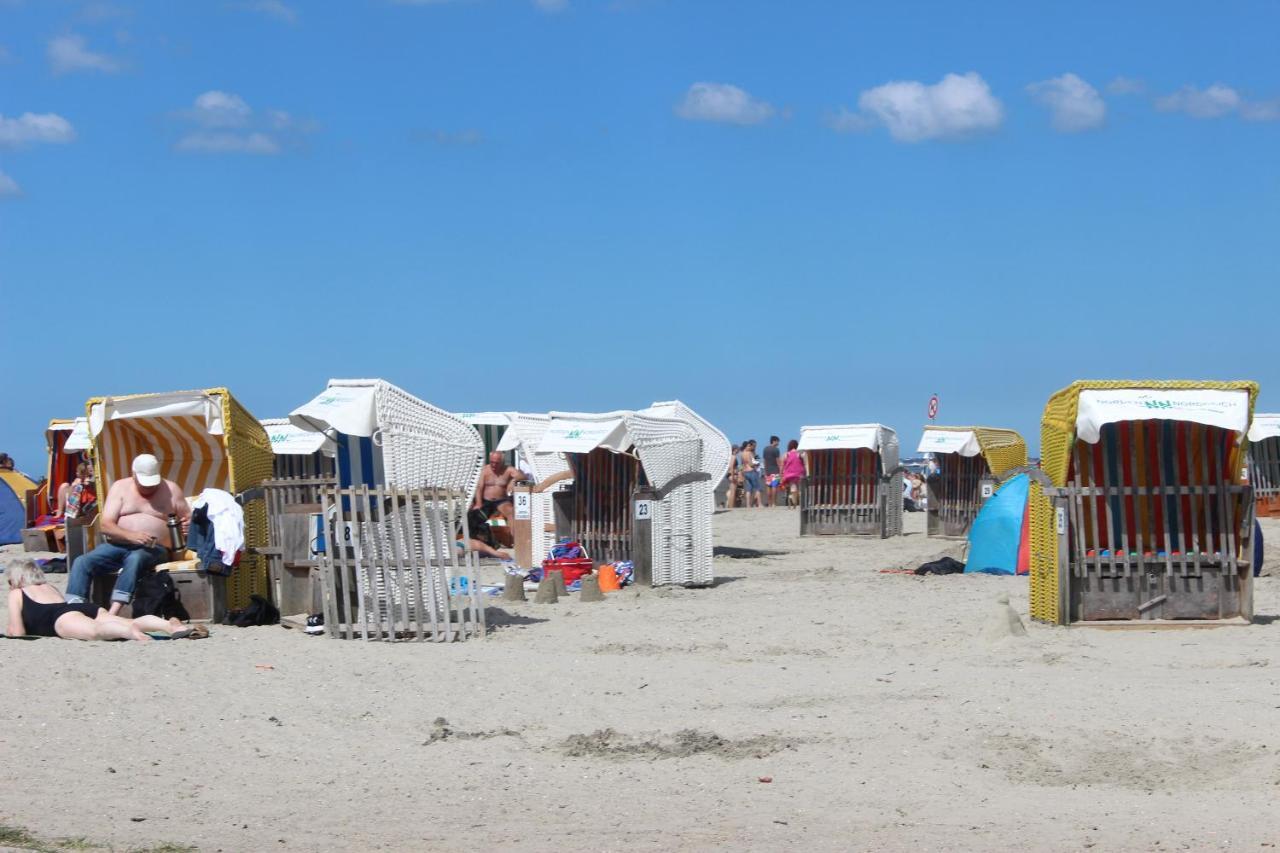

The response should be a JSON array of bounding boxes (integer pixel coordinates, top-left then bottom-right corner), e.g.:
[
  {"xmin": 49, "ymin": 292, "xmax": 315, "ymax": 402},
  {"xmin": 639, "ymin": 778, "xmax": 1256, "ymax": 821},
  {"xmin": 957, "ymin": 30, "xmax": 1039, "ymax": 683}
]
[
  {"xmin": 1076, "ymin": 389, "xmax": 1250, "ymax": 444},
  {"xmin": 458, "ymin": 411, "xmax": 512, "ymax": 427},
  {"xmin": 51, "ymin": 418, "xmax": 93, "ymax": 451},
  {"xmin": 261, "ymin": 419, "xmax": 335, "ymax": 456},
  {"xmin": 89, "ymin": 392, "xmax": 225, "ymax": 438},
  {"xmin": 290, "ymin": 382, "xmax": 378, "ymax": 438},
  {"xmin": 799, "ymin": 424, "xmax": 882, "ymax": 452},
  {"xmin": 917, "ymin": 429, "xmax": 981, "ymax": 457},
  {"xmin": 1249, "ymin": 413, "xmax": 1280, "ymax": 442},
  {"xmin": 538, "ymin": 416, "xmax": 631, "ymax": 454}
]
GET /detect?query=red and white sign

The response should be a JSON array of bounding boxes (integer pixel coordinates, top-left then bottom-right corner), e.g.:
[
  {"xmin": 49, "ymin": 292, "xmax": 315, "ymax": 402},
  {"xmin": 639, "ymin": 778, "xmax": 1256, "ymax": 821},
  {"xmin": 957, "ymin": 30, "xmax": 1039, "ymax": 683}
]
[{"xmin": 927, "ymin": 394, "xmax": 939, "ymax": 420}]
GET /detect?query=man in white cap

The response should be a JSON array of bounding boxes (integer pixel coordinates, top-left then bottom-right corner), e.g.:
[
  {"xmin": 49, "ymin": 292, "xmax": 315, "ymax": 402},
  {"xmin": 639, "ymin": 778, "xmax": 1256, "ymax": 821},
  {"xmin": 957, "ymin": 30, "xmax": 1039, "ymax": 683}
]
[{"xmin": 66, "ymin": 454, "xmax": 190, "ymax": 615}]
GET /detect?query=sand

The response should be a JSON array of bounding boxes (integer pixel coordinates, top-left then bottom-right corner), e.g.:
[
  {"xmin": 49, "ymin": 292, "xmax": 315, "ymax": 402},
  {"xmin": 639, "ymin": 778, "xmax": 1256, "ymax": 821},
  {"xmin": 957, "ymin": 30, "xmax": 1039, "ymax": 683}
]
[{"xmin": 2, "ymin": 511, "xmax": 1280, "ymax": 852}]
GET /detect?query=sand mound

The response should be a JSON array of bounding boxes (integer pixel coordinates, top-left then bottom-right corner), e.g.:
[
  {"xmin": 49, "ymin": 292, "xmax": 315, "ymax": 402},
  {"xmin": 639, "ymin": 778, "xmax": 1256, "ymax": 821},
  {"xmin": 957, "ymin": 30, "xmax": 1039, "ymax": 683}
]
[{"xmin": 558, "ymin": 728, "xmax": 794, "ymax": 761}]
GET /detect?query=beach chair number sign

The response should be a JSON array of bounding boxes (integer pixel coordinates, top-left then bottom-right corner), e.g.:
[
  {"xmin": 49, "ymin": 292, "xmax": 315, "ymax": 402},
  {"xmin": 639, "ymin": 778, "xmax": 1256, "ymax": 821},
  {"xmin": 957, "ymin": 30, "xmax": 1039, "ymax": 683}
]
[
  {"xmin": 981, "ymin": 483, "xmax": 994, "ymax": 499},
  {"xmin": 634, "ymin": 499, "xmax": 653, "ymax": 521},
  {"xmin": 513, "ymin": 492, "xmax": 531, "ymax": 520}
]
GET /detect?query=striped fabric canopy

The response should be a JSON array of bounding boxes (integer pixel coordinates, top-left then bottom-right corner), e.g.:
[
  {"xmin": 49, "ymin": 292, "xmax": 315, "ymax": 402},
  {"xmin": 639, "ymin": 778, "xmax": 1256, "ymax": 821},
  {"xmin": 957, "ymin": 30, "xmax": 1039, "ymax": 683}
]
[{"xmin": 89, "ymin": 392, "xmax": 232, "ymax": 498}]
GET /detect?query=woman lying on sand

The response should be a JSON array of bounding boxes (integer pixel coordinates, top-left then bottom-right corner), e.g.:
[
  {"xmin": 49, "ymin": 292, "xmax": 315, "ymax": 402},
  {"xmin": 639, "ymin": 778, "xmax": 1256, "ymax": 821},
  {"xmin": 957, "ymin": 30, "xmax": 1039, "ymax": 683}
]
[{"xmin": 6, "ymin": 558, "xmax": 207, "ymax": 641}]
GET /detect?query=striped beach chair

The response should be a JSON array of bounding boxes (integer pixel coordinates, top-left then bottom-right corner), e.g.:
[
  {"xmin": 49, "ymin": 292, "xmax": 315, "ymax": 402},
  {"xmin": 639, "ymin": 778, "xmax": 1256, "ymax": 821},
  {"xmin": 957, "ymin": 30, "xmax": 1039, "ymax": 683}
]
[
  {"xmin": 1029, "ymin": 380, "xmax": 1258, "ymax": 625},
  {"xmin": 85, "ymin": 389, "xmax": 274, "ymax": 611},
  {"xmin": 1248, "ymin": 414, "xmax": 1280, "ymax": 518},
  {"xmin": 798, "ymin": 424, "xmax": 902, "ymax": 538}
]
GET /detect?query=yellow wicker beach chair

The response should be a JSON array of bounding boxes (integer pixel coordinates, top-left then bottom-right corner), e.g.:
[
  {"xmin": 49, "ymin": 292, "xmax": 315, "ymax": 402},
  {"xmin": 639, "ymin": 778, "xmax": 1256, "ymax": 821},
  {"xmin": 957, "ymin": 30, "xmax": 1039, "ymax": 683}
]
[
  {"xmin": 917, "ymin": 425, "xmax": 1028, "ymax": 538},
  {"xmin": 85, "ymin": 389, "xmax": 273, "ymax": 612},
  {"xmin": 1030, "ymin": 380, "xmax": 1258, "ymax": 625}
]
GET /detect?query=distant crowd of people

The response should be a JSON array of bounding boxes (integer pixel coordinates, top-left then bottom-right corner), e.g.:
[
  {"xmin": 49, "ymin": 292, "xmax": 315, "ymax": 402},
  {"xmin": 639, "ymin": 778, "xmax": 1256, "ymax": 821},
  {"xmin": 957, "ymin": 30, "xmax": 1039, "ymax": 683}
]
[
  {"xmin": 721, "ymin": 438, "xmax": 934, "ymax": 512},
  {"xmin": 723, "ymin": 436, "xmax": 806, "ymax": 509}
]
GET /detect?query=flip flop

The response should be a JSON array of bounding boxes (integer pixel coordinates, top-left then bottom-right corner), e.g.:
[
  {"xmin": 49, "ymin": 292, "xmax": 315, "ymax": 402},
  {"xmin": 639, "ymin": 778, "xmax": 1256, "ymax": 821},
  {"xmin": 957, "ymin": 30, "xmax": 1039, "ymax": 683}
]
[
  {"xmin": 168, "ymin": 628, "xmax": 194, "ymax": 640},
  {"xmin": 187, "ymin": 624, "xmax": 211, "ymax": 640}
]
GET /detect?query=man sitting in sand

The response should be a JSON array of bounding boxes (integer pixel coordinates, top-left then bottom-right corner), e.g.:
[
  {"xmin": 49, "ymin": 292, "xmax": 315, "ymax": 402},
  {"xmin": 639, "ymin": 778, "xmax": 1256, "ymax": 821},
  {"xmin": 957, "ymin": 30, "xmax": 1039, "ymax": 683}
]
[
  {"xmin": 472, "ymin": 451, "xmax": 530, "ymax": 524},
  {"xmin": 65, "ymin": 454, "xmax": 191, "ymax": 616}
]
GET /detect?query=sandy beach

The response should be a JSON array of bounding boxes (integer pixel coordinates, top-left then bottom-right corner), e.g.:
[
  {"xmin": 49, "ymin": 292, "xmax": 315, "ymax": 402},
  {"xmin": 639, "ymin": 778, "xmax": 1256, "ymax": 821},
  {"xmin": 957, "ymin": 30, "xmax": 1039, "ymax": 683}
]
[{"xmin": 2, "ymin": 510, "xmax": 1279, "ymax": 852}]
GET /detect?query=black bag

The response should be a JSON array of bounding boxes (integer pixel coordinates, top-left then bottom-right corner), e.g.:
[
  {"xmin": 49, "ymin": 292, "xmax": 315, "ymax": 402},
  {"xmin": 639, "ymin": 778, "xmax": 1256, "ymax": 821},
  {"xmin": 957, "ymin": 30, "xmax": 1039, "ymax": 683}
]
[
  {"xmin": 914, "ymin": 556, "xmax": 966, "ymax": 576},
  {"xmin": 223, "ymin": 594, "xmax": 280, "ymax": 627},
  {"xmin": 131, "ymin": 570, "xmax": 190, "ymax": 621}
]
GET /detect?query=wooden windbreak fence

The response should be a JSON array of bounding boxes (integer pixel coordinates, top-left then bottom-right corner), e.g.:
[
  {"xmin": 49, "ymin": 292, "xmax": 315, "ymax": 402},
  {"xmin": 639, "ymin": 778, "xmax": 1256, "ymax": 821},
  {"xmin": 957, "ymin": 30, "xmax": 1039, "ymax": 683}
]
[
  {"xmin": 1249, "ymin": 436, "xmax": 1280, "ymax": 516},
  {"xmin": 1051, "ymin": 421, "xmax": 1254, "ymax": 622},
  {"xmin": 926, "ymin": 454, "xmax": 989, "ymax": 538},
  {"xmin": 566, "ymin": 448, "xmax": 643, "ymax": 565},
  {"xmin": 800, "ymin": 449, "xmax": 888, "ymax": 536},
  {"xmin": 317, "ymin": 485, "xmax": 485, "ymax": 641},
  {"xmin": 263, "ymin": 477, "xmax": 335, "ymax": 617}
]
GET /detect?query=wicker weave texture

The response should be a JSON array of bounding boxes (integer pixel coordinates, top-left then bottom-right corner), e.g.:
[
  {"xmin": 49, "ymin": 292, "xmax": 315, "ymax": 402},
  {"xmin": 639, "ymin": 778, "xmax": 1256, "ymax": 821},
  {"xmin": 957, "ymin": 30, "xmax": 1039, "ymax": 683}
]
[{"xmin": 1028, "ymin": 379, "xmax": 1260, "ymax": 624}]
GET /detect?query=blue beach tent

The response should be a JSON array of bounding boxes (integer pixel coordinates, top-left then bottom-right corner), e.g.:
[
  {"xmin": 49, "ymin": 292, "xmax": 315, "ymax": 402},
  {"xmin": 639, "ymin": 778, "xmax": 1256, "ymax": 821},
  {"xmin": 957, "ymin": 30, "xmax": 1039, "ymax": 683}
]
[{"xmin": 965, "ymin": 473, "xmax": 1030, "ymax": 576}]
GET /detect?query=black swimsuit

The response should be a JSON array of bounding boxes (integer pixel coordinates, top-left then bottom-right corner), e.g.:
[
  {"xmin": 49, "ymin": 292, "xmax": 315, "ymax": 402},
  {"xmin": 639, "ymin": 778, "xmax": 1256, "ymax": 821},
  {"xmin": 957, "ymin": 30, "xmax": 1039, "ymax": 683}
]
[{"xmin": 21, "ymin": 591, "xmax": 101, "ymax": 637}]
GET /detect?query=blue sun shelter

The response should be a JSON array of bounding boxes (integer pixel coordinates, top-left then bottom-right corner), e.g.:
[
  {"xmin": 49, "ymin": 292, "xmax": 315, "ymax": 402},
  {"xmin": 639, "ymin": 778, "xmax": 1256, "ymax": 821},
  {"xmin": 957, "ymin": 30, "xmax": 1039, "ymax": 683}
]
[{"xmin": 965, "ymin": 473, "xmax": 1031, "ymax": 576}]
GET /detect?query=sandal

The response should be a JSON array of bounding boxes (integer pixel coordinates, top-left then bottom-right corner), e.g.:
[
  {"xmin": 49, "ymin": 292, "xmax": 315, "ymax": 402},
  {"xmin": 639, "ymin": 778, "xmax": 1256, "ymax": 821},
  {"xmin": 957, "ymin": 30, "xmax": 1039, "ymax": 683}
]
[{"xmin": 187, "ymin": 624, "xmax": 211, "ymax": 640}]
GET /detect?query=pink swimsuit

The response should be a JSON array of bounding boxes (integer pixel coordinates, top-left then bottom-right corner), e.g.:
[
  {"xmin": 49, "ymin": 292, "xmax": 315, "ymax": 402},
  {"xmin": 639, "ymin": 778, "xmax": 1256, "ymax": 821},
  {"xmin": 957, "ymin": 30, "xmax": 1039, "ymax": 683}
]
[{"xmin": 782, "ymin": 450, "xmax": 805, "ymax": 482}]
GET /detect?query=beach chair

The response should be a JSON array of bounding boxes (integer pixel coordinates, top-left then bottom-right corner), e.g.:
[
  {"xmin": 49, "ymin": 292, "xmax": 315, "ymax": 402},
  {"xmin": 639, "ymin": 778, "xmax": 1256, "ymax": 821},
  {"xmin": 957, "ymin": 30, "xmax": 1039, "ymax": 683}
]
[
  {"xmin": 39, "ymin": 418, "xmax": 92, "ymax": 517},
  {"xmin": 1029, "ymin": 380, "xmax": 1258, "ymax": 625},
  {"xmin": 290, "ymin": 379, "xmax": 483, "ymax": 494},
  {"xmin": 918, "ymin": 425, "xmax": 1027, "ymax": 539},
  {"xmin": 85, "ymin": 389, "xmax": 274, "ymax": 614},
  {"xmin": 291, "ymin": 380, "xmax": 486, "ymax": 637},
  {"xmin": 1248, "ymin": 414, "xmax": 1280, "ymax": 518},
  {"xmin": 798, "ymin": 424, "xmax": 902, "ymax": 537},
  {"xmin": 539, "ymin": 402, "xmax": 723, "ymax": 587}
]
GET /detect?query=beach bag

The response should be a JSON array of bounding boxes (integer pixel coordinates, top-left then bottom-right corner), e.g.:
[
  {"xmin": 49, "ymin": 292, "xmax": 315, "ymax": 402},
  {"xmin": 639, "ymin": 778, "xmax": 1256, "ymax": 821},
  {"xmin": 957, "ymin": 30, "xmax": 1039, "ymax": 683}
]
[
  {"xmin": 224, "ymin": 594, "xmax": 280, "ymax": 627},
  {"xmin": 131, "ymin": 570, "xmax": 190, "ymax": 621}
]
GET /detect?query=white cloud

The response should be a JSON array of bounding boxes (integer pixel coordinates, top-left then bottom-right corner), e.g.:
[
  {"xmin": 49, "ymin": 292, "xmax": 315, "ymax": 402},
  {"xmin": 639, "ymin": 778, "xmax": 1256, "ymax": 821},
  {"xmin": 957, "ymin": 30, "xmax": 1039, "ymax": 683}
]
[
  {"xmin": 1026, "ymin": 73, "xmax": 1105, "ymax": 132},
  {"xmin": 1155, "ymin": 84, "xmax": 1240, "ymax": 119},
  {"xmin": 1107, "ymin": 76, "xmax": 1145, "ymax": 96},
  {"xmin": 238, "ymin": 0, "xmax": 298, "ymax": 23},
  {"xmin": 534, "ymin": 0, "xmax": 568, "ymax": 10},
  {"xmin": 824, "ymin": 107, "xmax": 874, "ymax": 134},
  {"xmin": 1241, "ymin": 99, "xmax": 1280, "ymax": 122},
  {"xmin": 0, "ymin": 169, "xmax": 20, "ymax": 197},
  {"xmin": 675, "ymin": 82, "xmax": 774, "ymax": 126},
  {"xmin": 186, "ymin": 90, "xmax": 253, "ymax": 127},
  {"xmin": 173, "ymin": 91, "xmax": 314, "ymax": 154},
  {"xmin": 845, "ymin": 72, "xmax": 1003, "ymax": 142},
  {"xmin": 175, "ymin": 131, "xmax": 280, "ymax": 155},
  {"xmin": 0, "ymin": 112, "xmax": 76, "ymax": 148},
  {"xmin": 48, "ymin": 33, "xmax": 121, "ymax": 75}
]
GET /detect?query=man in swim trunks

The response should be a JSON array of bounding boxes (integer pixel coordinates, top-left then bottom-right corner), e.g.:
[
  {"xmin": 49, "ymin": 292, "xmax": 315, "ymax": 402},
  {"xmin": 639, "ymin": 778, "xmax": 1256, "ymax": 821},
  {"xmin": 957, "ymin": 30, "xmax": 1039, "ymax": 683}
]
[
  {"xmin": 66, "ymin": 454, "xmax": 191, "ymax": 615},
  {"xmin": 472, "ymin": 451, "xmax": 530, "ymax": 524}
]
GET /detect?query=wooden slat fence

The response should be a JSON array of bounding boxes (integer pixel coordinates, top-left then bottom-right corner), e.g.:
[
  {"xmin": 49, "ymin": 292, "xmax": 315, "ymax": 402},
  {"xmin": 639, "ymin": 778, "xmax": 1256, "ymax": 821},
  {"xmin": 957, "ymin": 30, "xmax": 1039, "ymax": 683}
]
[
  {"xmin": 317, "ymin": 486, "xmax": 485, "ymax": 641},
  {"xmin": 925, "ymin": 454, "xmax": 988, "ymax": 538},
  {"xmin": 800, "ymin": 448, "xmax": 888, "ymax": 536}
]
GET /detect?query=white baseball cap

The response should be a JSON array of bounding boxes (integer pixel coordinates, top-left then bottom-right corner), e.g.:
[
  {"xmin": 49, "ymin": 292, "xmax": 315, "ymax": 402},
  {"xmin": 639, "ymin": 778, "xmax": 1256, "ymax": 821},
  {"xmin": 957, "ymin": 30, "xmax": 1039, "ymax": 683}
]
[{"xmin": 132, "ymin": 454, "xmax": 162, "ymax": 487}]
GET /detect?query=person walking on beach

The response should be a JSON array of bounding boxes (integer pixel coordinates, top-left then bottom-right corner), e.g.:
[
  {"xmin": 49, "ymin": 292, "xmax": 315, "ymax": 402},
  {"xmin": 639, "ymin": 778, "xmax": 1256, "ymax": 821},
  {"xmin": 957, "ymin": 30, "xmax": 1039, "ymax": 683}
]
[
  {"xmin": 781, "ymin": 439, "xmax": 806, "ymax": 508},
  {"xmin": 762, "ymin": 436, "xmax": 782, "ymax": 507},
  {"xmin": 739, "ymin": 440, "xmax": 763, "ymax": 508},
  {"xmin": 723, "ymin": 444, "xmax": 741, "ymax": 509}
]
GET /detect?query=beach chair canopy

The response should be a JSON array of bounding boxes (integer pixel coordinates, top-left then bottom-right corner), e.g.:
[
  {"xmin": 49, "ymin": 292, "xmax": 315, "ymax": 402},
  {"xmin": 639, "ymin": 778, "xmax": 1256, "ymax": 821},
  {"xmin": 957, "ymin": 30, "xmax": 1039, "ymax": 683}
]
[
  {"xmin": 540, "ymin": 409, "xmax": 702, "ymax": 488},
  {"xmin": 1249, "ymin": 413, "xmax": 1280, "ymax": 443},
  {"xmin": 469, "ymin": 412, "xmax": 568, "ymax": 482},
  {"xmin": 42, "ymin": 418, "xmax": 93, "ymax": 515},
  {"xmin": 290, "ymin": 379, "xmax": 483, "ymax": 493},
  {"xmin": 801, "ymin": 424, "xmax": 900, "ymax": 468},
  {"xmin": 1074, "ymin": 387, "xmax": 1251, "ymax": 444},
  {"xmin": 917, "ymin": 425, "xmax": 1027, "ymax": 475},
  {"xmin": 49, "ymin": 418, "xmax": 92, "ymax": 452},
  {"xmin": 261, "ymin": 418, "xmax": 335, "ymax": 457},
  {"xmin": 642, "ymin": 400, "xmax": 732, "ymax": 485},
  {"xmin": 87, "ymin": 389, "xmax": 272, "ymax": 498}
]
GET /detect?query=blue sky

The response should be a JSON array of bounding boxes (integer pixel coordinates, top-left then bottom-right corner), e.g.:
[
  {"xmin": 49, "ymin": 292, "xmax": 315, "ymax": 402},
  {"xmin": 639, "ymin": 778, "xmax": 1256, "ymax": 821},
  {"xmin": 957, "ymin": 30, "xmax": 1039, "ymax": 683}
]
[{"xmin": 1, "ymin": 0, "xmax": 1278, "ymax": 472}]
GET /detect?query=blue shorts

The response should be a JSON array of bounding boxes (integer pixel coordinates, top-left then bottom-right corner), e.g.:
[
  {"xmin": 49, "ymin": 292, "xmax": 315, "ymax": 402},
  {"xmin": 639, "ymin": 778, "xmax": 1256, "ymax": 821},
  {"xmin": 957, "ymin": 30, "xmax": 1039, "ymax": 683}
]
[{"xmin": 743, "ymin": 471, "xmax": 763, "ymax": 492}]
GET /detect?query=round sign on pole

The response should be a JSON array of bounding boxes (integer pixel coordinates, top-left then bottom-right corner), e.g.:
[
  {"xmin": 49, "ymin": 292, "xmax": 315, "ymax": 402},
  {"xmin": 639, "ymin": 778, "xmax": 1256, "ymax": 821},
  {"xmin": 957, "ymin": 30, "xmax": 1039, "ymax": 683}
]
[{"xmin": 928, "ymin": 394, "xmax": 939, "ymax": 421}]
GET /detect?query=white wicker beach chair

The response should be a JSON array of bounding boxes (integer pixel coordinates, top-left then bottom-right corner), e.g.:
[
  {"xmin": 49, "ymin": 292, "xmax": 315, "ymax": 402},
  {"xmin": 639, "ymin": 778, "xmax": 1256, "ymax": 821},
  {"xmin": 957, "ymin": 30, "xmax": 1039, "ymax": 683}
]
[
  {"xmin": 290, "ymin": 379, "xmax": 484, "ymax": 496},
  {"xmin": 541, "ymin": 409, "xmax": 713, "ymax": 587}
]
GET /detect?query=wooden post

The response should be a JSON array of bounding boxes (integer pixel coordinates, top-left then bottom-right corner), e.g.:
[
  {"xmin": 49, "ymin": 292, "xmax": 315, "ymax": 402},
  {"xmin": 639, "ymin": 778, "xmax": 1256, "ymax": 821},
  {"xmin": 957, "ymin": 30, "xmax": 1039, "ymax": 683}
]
[
  {"xmin": 510, "ymin": 483, "xmax": 534, "ymax": 568},
  {"xmin": 632, "ymin": 485, "xmax": 657, "ymax": 586}
]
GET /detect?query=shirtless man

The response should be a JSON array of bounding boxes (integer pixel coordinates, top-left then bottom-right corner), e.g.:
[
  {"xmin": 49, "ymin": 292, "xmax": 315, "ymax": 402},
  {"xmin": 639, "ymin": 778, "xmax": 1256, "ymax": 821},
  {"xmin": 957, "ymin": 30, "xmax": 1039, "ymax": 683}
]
[
  {"xmin": 472, "ymin": 451, "xmax": 529, "ymax": 524},
  {"xmin": 65, "ymin": 454, "xmax": 191, "ymax": 615}
]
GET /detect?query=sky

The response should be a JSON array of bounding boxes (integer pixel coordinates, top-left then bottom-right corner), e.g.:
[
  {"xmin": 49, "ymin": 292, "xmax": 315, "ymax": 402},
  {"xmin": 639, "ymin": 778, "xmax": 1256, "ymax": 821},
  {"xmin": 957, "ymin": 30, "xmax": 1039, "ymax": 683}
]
[{"xmin": 1, "ymin": 0, "xmax": 1278, "ymax": 473}]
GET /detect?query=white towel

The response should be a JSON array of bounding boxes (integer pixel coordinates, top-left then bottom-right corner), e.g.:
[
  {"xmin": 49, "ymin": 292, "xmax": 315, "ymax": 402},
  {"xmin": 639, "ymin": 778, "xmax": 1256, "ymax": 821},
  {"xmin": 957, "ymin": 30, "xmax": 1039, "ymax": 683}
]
[{"xmin": 193, "ymin": 488, "xmax": 245, "ymax": 566}]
